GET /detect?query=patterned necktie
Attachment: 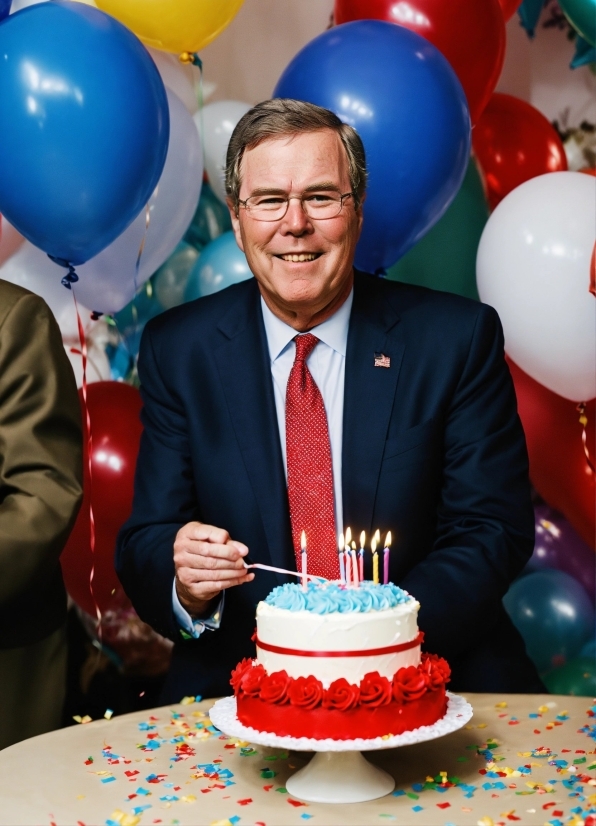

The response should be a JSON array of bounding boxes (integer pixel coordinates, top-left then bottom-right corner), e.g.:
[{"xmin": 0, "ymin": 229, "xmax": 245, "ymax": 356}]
[{"xmin": 285, "ymin": 333, "xmax": 339, "ymax": 580}]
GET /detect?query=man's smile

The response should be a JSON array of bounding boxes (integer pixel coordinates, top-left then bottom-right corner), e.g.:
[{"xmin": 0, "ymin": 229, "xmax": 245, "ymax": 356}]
[{"xmin": 275, "ymin": 252, "xmax": 322, "ymax": 263}]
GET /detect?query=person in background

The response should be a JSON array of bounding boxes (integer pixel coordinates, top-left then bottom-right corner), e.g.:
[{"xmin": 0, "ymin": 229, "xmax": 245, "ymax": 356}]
[{"xmin": 0, "ymin": 278, "xmax": 82, "ymax": 749}]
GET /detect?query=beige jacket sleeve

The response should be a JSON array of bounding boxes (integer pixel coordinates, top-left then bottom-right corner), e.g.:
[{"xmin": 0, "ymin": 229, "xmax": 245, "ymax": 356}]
[{"xmin": 0, "ymin": 280, "xmax": 83, "ymax": 606}]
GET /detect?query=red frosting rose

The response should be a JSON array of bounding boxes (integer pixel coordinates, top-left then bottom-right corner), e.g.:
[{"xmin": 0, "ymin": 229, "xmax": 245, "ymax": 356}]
[
  {"xmin": 230, "ymin": 658, "xmax": 253, "ymax": 693},
  {"xmin": 259, "ymin": 670, "xmax": 290, "ymax": 704},
  {"xmin": 359, "ymin": 671, "xmax": 392, "ymax": 707},
  {"xmin": 287, "ymin": 675, "xmax": 324, "ymax": 709},
  {"xmin": 393, "ymin": 665, "xmax": 428, "ymax": 702},
  {"xmin": 323, "ymin": 678, "xmax": 360, "ymax": 711},
  {"xmin": 423, "ymin": 654, "xmax": 451, "ymax": 689},
  {"xmin": 240, "ymin": 663, "xmax": 266, "ymax": 697}
]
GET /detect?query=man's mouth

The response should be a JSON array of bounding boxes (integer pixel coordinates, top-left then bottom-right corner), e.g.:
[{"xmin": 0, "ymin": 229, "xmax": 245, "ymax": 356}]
[{"xmin": 276, "ymin": 253, "xmax": 321, "ymax": 262}]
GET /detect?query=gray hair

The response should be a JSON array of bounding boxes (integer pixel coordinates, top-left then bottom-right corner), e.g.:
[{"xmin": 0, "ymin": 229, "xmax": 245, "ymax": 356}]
[{"xmin": 225, "ymin": 98, "xmax": 367, "ymax": 211}]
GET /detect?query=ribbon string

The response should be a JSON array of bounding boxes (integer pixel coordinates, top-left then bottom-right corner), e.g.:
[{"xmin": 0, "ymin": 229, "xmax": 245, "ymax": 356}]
[
  {"xmin": 576, "ymin": 402, "xmax": 595, "ymax": 474},
  {"xmin": 254, "ymin": 631, "xmax": 424, "ymax": 658}
]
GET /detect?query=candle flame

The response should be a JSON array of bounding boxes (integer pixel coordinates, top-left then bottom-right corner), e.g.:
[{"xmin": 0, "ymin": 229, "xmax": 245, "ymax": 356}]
[
  {"xmin": 359, "ymin": 530, "xmax": 365, "ymax": 548},
  {"xmin": 371, "ymin": 536, "xmax": 378, "ymax": 554},
  {"xmin": 345, "ymin": 526, "xmax": 352, "ymax": 545},
  {"xmin": 338, "ymin": 533, "xmax": 344, "ymax": 552},
  {"xmin": 385, "ymin": 531, "xmax": 392, "ymax": 548},
  {"xmin": 351, "ymin": 541, "xmax": 357, "ymax": 550},
  {"xmin": 301, "ymin": 530, "xmax": 306, "ymax": 551},
  {"xmin": 373, "ymin": 529, "xmax": 381, "ymax": 545}
]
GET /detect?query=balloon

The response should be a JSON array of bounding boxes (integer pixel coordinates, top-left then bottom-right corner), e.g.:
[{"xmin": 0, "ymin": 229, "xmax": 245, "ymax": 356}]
[
  {"xmin": 60, "ymin": 382, "xmax": 143, "ymax": 617},
  {"xmin": 274, "ymin": 20, "xmax": 471, "ymax": 274},
  {"xmin": 65, "ymin": 335, "xmax": 112, "ymax": 388},
  {"xmin": 387, "ymin": 158, "xmax": 488, "ymax": 300},
  {"xmin": 542, "ymin": 658, "xmax": 596, "ymax": 696},
  {"xmin": 95, "ymin": 0, "xmax": 245, "ymax": 55},
  {"xmin": 333, "ymin": 0, "xmax": 504, "ymax": 125},
  {"xmin": 503, "ymin": 570, "xmax": 595, "ymax": 673},
  {"xmin": 65, "ymin": 88, "xmax": 202, "ymax": 315},
  {"xmin": 184, "ymin": 181, "xmax": 233, "ymax": 252},
  {"xmin": 0, "ymin": 0, "xmax": 10, "ymax": 21},
  {"xmin": 477, "ymin": 172, "xmax": 596, "ymax": 401},
  {"xmin": 0, "ymin": 215, "xmax": 24, "ymax": 267},
  {"xmin": 508, "ymin": 359, "xmax": 595, "ymax": 550},
  {"xmin": 498, "ymin": 0, "xmax": 523, "ymax": 21},
  {"xmin": 196, "ymin": 100, "xmax": 252, "ymax": 203},
  {"xmin": 153, "ymin": 241, "xmax": 199, "ymax": 310},
  {"xmin": 526, "ymin": 504, "xmax": 595, "ymax": 604},
  {"xmin": 112, "ymin": 280, "xmax": 164, "ymax": 360},
  {"xmin": 518, "ymin": 0, "xmax": 544, "ymax": 36},
  {"xmin": 148, "ymin": 48, "xmax": 199, "ymax": 115},
  {"xmin": 558, "ymin": 0, "xmax": 596, "ymax": 46},
  {"xmin": 473, "ymin": 94, "xmax": 567, "ymax": 209},
  {"xmin": 0, "ymin": 1, "xmax": 169, "ymax": 265},
  {"xmin": 185, "ymin": 231, "xmax": 252, "ymax": 301}
]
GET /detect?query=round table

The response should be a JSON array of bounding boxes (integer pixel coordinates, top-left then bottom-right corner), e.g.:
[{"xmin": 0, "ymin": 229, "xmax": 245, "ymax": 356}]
[{"xmin": 0, "ymin": 692, "xmax": 594, "ymax": 825}]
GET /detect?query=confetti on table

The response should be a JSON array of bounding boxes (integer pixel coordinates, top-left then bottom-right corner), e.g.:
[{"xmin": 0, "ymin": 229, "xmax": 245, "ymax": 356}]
[{"xmin": 104, "ymin": 709, "xmax": 114, "ymax": 720}]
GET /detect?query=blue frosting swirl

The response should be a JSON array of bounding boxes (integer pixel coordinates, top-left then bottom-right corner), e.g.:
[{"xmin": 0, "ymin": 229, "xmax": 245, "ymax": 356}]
[{"xmin": 265, "ymin": 580, "xmax": 411, "ymax": 613}]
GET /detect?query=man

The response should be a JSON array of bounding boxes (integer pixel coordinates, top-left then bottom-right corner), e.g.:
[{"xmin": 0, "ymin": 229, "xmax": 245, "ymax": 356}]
[
  {"xmin": 0, "ymin": 278, "xmax": 82, "ymax": 748},
  {"xmin": 117, "ymin": 99, "xmax": 543, "ymax": 702}
]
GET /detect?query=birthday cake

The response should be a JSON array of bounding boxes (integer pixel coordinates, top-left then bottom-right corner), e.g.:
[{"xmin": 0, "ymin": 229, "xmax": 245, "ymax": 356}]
[{"xmin": 231, "ymin": 581, "xmax": 450, "ymax": 740}]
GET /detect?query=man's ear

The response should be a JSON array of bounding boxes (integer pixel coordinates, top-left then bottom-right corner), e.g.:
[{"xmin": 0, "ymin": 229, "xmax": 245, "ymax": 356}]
[{"xmin": 227, "ymin": 198, "xmax": 245, "ymax": 252}]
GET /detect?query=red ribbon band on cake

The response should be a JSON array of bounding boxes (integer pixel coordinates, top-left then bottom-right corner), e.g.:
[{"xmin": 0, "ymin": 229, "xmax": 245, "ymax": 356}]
[{"xmin": 255, "ymin": 630, "xmax": 424, "ymax": 658}]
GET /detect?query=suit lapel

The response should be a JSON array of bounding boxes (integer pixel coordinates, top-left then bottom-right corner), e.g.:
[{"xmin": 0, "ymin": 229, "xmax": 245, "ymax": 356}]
[
  {"xmin": 342, "ymin": 272, "xmax": 404, "ymax": 534},
  {"xmin": 214, "ymin": 282, "xmax": 294, "ymax": 580}
]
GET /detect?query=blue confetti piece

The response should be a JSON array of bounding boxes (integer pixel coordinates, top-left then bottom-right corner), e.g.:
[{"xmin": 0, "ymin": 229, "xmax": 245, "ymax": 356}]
[
  {"xmin": 163, "ymin": 782, "xmax": 174, "ymax": 788},
  {"xmin": 571, "ymin": 806, "xmax": 583, "ymax": 814},
  {"xmin": 106, "ymin": 820, "xmax": 120, "ymax": 826},
  {"xmin": 435, "ymin": 785, "xmax": 449, "ymax": 793},
  {"xmin": 529, "ymin": 713, "xmax": 540, "ymax": 718},
  {"xmin": 224, "ymin": 780, "xmax": 236, "ymax": 786},
  {"xmin": 159, "ymin": 795, "xmax": 179, "ymax": 802},
  {"xmin": 144, "ymin": 740, "xmax": 160, "ymax": 750},
  {"xmin": 412, "ymin": 783, "xmax": 424, "ymax": 792},
  {"xmin": 229, "ymin": 818, "xmax": 241, "ymax": 825},
  {"xmin": 392, "ymin": 790, "xmax": 406, "ymax": 797},
  {"xmin": 132, "ymin": 805, "xmax": 152, "ymax": 815},
  {"xmin": 218, "ymin": 768, "xmax": 234, "ymax": 778},
  {"xmin": 138, "ymin": 722, "xmax": 156, "ymax": 731},
  {"xmin": 136, "ymin": 787, "xmax": 150, "ymax": 795},
  {"xmin": 300, "ymin": 816, "xmax": 313, "ymax": 821},
  {"xmin": 101, "ymin": 776, "xmax": 116, "ymax": 783},
  {"xmin": 412, "ymin": 805, "xmax": 423, "ymax": 812}
]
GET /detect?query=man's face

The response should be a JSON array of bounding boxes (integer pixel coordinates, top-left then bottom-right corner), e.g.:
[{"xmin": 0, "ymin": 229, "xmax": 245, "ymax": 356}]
[{"xmin": 229, "ymin": 129, "xmax": 363, "ymax": 323}]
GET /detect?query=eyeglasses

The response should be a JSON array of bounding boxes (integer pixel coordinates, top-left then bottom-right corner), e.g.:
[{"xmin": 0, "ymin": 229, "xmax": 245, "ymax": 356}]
[{"xmin": 237, "ymin": 190, "xmax": 355, "ymax": 222}]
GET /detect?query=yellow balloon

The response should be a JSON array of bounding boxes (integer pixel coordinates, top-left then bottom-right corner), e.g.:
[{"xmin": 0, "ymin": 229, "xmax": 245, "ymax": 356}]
[{"xmin": 95, "ymin": 0, "xmax": 245, "ymax": 55}]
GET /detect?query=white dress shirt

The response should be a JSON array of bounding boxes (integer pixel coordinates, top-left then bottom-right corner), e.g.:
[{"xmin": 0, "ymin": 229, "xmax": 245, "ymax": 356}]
[{"xmin": 173, "ymin": 288, "xmax": 353, "ymax": 637}]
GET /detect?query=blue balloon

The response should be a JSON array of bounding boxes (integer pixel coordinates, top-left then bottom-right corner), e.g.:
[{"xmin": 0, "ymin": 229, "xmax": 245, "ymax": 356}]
[
  {"xmin": 185, "ymin": 231, "xmax": 252, "ymax": 301},
  {"xmin": 273, "ymin": 20, "xmax": 470, "ymax": 274},
  {"xmin": 0, "ymin": 1, "xmax": 169, "ymax": 264},
  {"xmin": 503, "ymin": 570, "xmax": 595, "ymax": 673},
  {"xmin": 0, "ymin": 1, "xmax": 11, "ymax": 23}
]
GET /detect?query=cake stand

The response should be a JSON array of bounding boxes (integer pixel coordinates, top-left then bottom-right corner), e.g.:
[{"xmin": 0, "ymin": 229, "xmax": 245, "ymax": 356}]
[{"xmin": 209, "ymin": 692, "xmax": 473, "ymax": 803}]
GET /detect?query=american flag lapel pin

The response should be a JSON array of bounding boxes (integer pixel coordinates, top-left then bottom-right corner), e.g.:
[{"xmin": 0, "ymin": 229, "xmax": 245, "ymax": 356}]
[{"xmin": 374, "ymin": 352, "xmax": 391, "ymax": 368}]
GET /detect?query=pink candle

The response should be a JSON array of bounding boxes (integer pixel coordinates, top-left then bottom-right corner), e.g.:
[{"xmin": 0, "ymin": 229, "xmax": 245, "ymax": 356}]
[
  {"xmin": 383, "ymin": 531, "xmax": 392, "ymax": 585},
  {"xmin": 351, "ymin": 542, "xmax": 359, "ymax": 588},
  {"xmin": 301, "ymin": 530, "xmax": 307, "ymax": 590}
]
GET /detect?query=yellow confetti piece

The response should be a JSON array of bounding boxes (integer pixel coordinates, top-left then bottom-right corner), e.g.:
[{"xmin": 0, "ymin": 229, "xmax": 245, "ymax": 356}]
[
  {"xmin": 477, "ymin": 817, "xmax": 494, "ymax": 826},
  {"xmin": 495, "ymin": 702, "xmax": 508, "ymax": 708},
  {"xmin": 76, "ymin": 795, "xmax": 85, "ymax": 800},
  {"xmin": 210, "ymin": 821, "xmax": 233, "ymax": 826},
  {"xmin": 538, "ymin": 705, "xmax": 550, "ymax": 713},
  {"xmin": 476, "ymin": 723, "xmax": 487, "ymax": 728},
  {"xmin": 465, "ymin": 724, "xmax": 474, "ymax": 729},
  {"xmin": 72, "ymin": 715, "xmax": 92, "ymax": 724},
  {"xmin": 109, "ymin": 812, "xmax": 140, "ymax": 826},
  {"xmin": 180, "ymin": 696, "xmax": 196, "ymax": 705},
  {"xmin": 180, "ymin": 794, "xmax": 197, "ymax": 803},
  {"xmin": 104, "ymin": 709, "xmax": 114, "ymax": 720}
]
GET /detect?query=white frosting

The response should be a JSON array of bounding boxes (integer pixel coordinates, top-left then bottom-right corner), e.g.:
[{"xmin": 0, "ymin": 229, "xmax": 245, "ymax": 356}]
[{"xmin": 256, "ymin": 598, "xmax": 420, "ymax": 688}]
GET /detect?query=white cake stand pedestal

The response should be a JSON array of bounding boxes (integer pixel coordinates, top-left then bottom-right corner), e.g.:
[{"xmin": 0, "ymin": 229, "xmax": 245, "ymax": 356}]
[{"xmin": 209, "ymin": 692, "xmax": 473, "ymax": 804}]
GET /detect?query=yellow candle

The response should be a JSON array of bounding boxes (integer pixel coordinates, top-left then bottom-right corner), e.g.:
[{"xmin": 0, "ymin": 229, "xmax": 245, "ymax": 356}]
[{"xmin": 371, "ymin": 535, "xmax": 379, "ymax": 584}]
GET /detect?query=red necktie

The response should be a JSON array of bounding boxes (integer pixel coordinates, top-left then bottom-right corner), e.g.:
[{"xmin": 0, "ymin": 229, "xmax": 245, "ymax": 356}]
[{"xmin": 286, "ymin": 333, "xmax": 339, "ymax": 580}]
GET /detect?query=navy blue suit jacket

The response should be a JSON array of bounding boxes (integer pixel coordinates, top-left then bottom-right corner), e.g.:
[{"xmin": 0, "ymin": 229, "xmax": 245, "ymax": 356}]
[{"xmin": 116, "ymin": 271, "xmax": 542, "ymax": 701}]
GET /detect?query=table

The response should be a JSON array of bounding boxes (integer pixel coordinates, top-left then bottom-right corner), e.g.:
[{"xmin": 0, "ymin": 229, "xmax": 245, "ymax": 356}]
[{"xmin": 0, "ymin": 693, "xmax": 594, "ymax": 826}]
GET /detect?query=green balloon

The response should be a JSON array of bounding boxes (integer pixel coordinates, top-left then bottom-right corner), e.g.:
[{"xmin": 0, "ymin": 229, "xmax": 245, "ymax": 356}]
[
  {"xmin": 386, "ymin": 158, "xmax": 488, "ymax": 301},
  {"xmin": 543, "ymin": 657, "xmax": 596, "ymax": 696},
  {"xmin": 558, "ymin": 0, "xmax": 595, "ymax": 47}
]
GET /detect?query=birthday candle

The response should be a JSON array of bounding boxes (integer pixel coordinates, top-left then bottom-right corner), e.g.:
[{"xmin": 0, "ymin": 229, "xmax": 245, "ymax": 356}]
[
  {"xmin": 359, "ymin": 531, "xmax": 365, "ymax": 582},
  {"xmin": 338, "ymin": 533, "xmax": 346, "ymax": 584},
  {"xmin": 371, "ymin": 534, "xmax": 379, "ymax": 585},
  {"xmin": 345, "ymin": 526, "xmax": 352, "ymax": 547},
  {"xmin": 301, "ymin": 530, "xmax": 307, "ymax": 590},
  {"xmin": 383, "ymin": 531, "xmax": 392, "ymax": 585},
  {"xmin": 351, "ymin": 541, "xmax": 359, "ymax": 588}
]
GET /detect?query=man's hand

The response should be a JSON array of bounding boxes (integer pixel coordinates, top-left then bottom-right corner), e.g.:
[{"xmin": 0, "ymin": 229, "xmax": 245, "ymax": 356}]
[{"xmin": 174, "ymin": 522, "xmax": 254, "ymax": 618}]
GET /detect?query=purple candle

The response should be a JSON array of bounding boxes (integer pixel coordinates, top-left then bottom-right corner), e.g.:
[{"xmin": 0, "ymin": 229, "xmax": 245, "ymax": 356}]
[
  {"xmin": 359, "ymin": 531, "xmax": 365, "ymax": 581},
  {"xmin": 383, "ymin": 531, "xmax": 392, "ymax": 585}
]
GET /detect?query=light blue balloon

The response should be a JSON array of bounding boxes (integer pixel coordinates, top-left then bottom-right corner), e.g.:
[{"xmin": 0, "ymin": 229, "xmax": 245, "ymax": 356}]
[
  {"xmin": 0, "ymin": 1, "xmax": 169, "ymax": 264},
  {"xmin": 503, "ymin": 570, "xmax": 595, "ymax": 674},
  {"xmin": 185, "ymin": 231, "xmax": 252, "ymax": 300}
]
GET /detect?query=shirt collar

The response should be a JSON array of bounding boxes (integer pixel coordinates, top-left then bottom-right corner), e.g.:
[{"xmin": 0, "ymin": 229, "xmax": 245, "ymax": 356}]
[{"xmin": 260, "ymin": 288, "xmax": 353, "ymax": 363}]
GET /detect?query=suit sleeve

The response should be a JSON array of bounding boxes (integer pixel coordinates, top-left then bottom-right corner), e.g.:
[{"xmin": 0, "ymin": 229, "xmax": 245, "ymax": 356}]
[
  {"xmin": 116, "ymin": 323, "xmax": 199, "ymax": 641},
  {"xmin": 0, "ymin": 293, "xmax": 82, "ymax": 606},
  {"xmin": 400, "ymin": 303, "xmax": 534, "ymax": 660}
]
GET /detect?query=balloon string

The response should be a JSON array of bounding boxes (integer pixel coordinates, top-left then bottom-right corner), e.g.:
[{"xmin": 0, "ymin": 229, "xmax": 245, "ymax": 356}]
[
  {"xmin": 71, "ymin": 286, "xmax": 102, "ymax": 638},
  {"xmin": 589, "ymin": 241, "xmax": 595, "ymax": 297},
  {"xmin": 576, "ymin": 403, "xmax": 595, "ymax": 475}
]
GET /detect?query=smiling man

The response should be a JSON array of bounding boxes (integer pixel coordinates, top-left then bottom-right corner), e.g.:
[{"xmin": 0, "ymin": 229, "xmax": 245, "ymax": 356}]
[{"xmin": 116, "ymin": 99, "xmax": 544, "ymax": 702}]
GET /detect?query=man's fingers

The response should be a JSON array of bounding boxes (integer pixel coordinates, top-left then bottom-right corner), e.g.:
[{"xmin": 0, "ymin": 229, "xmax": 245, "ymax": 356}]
[
  {"xmin": 178, "ymin": 572, "xmax": 255, "ymax": 603},
  {"xmin": 178, "ymin": 566, "xmax": 251, "ymax": 584},
  {"xmin": 175, "ymin": 545, "xmax": 248, "ymax": 570}
]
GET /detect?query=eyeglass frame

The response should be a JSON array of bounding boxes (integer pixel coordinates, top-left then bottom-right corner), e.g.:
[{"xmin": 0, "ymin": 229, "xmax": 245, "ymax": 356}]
[{"xmin": 236, "ymin": 189, "xmax": 356, "ymax": 222}]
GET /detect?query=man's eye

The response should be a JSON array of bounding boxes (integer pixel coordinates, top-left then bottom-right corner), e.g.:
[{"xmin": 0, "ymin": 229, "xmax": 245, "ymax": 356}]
[
  {"xmin": 305, "ymin": 194, "xmax": 335, "ymax": 204},
  {"xmin": 253, "ymin": 196, "xmax": 286, "ymax": 207}
]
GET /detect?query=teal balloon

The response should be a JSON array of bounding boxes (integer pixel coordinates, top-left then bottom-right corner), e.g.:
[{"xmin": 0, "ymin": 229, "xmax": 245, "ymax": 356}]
[
  {"xmin": 153, "ymin": 241, "xmax": 199, "ymax": 310},
  {"xmin": 386, "ymin": 159, "xmax": 488, "ymax": 300},
  {"xmin": 543, "ymin": 657, "xmax": 596, "ymax": 696},
  {"xmin": 503, "ymin": 570, "xmax": 595, "ymax": 673},
  {"xmin": 559, "ymin": 0, "xmax": 595, "ymax": 46},
  {"xmin": 185, "ymin": 231, "xmax": 252, "ymax": 301},
  {"xmin": 184, "ymin": 181, "xmax": 232, "ymax": 252}
]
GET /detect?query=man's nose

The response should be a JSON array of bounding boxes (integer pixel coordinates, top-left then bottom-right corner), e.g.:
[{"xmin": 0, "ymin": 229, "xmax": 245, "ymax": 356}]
[{"xmin": 282, "ymin": 197, "xmax": 312, "ymax": 234}]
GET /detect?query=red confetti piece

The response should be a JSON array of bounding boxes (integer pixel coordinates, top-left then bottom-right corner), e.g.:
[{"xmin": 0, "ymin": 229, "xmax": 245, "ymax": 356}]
[
  {"xmin": 542, "ymin": 801, "xmax": 556, "ymax": 809},
  {"xmin": 507, "ymin": 816, "xmax": 521, "ymax": 822},
  {"xmin": 128, "ymin": 794, "xmax": 137, "ymax": 800},
  {"xmin": 263, "ymin": 785, "xmax": 274, "ymax": 791},
  {"xmin": 491, "ymin": 793, "xmax": 499, "ymax": 798},
  {"xmin": 288, "ymin": 799, "xmax": 307, "ymax": 807},
  {"xmin": 553, "ymin": 811, "xmax": 563, "ymax": 817},
  {"xmin": 533, "ymin": 729, "xmax": 541, "ymax": 734},
  {"xmin": 84, "ymin": 759, "xmax": 93, "ymax": 765},
  {"xmin": 436, "ymin": 802, "xmax": 451, "ymax": 809},
  {"xmin": 237, "ymin": 798, "xmax": 253, "ymax": 805},
  {"xmin": 508, "ymin": 720, "xmax": 520, "ymax": 726},
  {"xmin": 576, "ymin": 749, "xmax": 586, "ymax": 753},
  {"xmin": 125, "ymin": 770, "xmax": 139, "ymax": 777},
  {"xmin": 562, "ymin": 749, "xmax": 571, "ymax": 753}
]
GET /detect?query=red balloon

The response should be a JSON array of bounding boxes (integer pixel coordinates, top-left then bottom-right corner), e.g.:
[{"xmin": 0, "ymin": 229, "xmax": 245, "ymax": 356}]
[
  {"xmin": 61, "ymin": 381, "xmax": 143, "ymax": 617},
  {"xmin": 508, "ymin": 359, "xmax": 595, "ymax": 550},
  {"xmin": 473, "ymin": 93, "xmax": 568, "ymax": 210},
  {"xmin": 498, "ymin": 0, "xmax": 522, "ymax": 21},
  {"xmin": 334, "ymin": 0, "xmax": 505, "ymax": 124}
]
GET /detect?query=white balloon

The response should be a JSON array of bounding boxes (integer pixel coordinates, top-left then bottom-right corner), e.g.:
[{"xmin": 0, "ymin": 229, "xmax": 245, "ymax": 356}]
[
  {"xmin": 148, "ymin": 48, "xmax": 199, "ymax": 116},
  {"xmin": 196, "ymin": 100, "xmax": 251, "ymax": 203},
  {"xmin": 71, "ymin": 89, "xmax": 203, "ymax": 315},
  {"xmin": 477, "ymin": 171, "xmax": 596, "ymax": 402},
  {"xmin": 64, "ymin": 330, "xmax": 112, "ymax": 388}
]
